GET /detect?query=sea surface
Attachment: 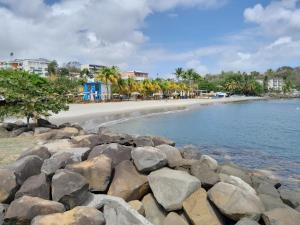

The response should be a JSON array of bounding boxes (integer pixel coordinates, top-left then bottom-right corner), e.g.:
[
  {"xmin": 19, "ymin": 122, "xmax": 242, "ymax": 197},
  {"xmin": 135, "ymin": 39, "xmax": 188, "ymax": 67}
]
[{"xmin": 109, "ymin": 99, "xmax": 300, "ymax": 189}]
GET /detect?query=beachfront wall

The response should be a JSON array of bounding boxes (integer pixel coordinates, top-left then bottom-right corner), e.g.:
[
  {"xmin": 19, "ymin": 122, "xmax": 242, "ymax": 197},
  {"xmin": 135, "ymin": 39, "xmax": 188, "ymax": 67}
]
[{"xmin": 83, "ymin": 82, "xmax": 111, "ymax": 101}]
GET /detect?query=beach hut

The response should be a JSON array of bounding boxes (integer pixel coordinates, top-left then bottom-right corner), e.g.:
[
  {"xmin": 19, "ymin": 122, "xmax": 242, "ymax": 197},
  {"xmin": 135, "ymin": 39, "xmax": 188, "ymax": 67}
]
[{"xmin": 83, "ymin": 81, "xmax": 111, "ymax": 102}]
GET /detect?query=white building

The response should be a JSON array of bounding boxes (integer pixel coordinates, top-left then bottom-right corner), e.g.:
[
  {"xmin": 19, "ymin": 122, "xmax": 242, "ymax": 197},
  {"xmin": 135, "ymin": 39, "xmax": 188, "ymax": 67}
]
[
  {"xmin": 268, "ymin": 77, "xmax": 284, "ymax": 91},
  {"xmin": 80, "ymin": 64, "xmax": 104, "ymax": 77},
  {"xmin": 121, "ymin": 71, "xmax": 149, "ymax": 81},
  {"xmin": 15, "ymin": 58, "xmax": 50, "ymax": 77}
]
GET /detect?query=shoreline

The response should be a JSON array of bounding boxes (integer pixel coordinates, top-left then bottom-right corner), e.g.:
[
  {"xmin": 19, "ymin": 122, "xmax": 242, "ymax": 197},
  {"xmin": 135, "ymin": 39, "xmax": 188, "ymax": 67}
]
[{"xmin": 49, "ymin": 96, "xmax": 266, "ymax": 128}]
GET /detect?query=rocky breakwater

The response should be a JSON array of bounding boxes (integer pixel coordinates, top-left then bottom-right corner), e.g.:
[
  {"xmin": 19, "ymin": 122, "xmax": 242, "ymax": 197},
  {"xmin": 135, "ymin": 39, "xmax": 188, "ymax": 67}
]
[{"xmin": 0, "ymin": 120, "xmax": 300, "ymax": 225}]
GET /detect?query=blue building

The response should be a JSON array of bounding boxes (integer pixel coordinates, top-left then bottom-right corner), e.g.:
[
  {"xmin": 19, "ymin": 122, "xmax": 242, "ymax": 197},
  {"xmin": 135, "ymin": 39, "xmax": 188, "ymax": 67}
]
[{"xmin": 83, "ymin": 81, "xmax": 111, "ymax": 101}]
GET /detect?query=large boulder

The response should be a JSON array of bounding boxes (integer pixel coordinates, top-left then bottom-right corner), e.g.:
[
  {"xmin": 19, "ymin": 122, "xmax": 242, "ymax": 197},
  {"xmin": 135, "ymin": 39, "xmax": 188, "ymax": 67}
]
[
  {"xmin": 4, "ymin": 196, "xmax": 65, "ymax": 225},
  {"xmin": 0, "ymin": 169, "xmax": 17, "ymax": 203},
  {"xmin": 66, "ymin": 155, "xmax": 112, "ymax": 192},
  {"xmin": 258, "ymin": 194, "xmax": 287, "ymax": 211},
  {"xmin": 179, "ymin": 145, "xmax": 202, "ymax": 160},
  {"xmin": 18, "ymin": 146, "xmax": 51, "ymax": 161},
  {"xmin": 133, "ymin": 136, "xmax": 154, "ymax": 147},
  {"xmin": 31, "ymin": 206, "xmax": 105, "ymax": 225},
  {"xmin": 53, "ymin": 127, "xmax": 80, "ymax": 139},
  {"xmin": 218, "ymin": 164, "xmax": 252, "ymax": 185},
  {"xmin": 98, "ymin": 129, "xmax": 135, "ymax": 145},
  {"xmin": 199, "ymin": 155, "xmax": 218, "ymax": 170},
  {"xmin": 71, "ymin": 134, "xmax": 101, "ymax": 148},
  {"xmin": 37, "ymin": 118, "xmax": 56, "ymax": 129},
  {"xmin": 51, "ymin": 169, "xmax": 89, "ymax": 209},
  {"xmin": 278, "ymin": 188, "xmax": 300, "ymax": 208},
  {"xmin": 34, "ymin": 127, "xmax": 52, "ymax": 135},
  {"xmin": 183, "ymin": 188, "xmax": 224, "ymax": 225},
  {"xmin": 151, "ymin": 136, "xmax": 175, "ymax": 147},
  {"xmin": 235, "ymin": 218, "xmax": 260, "ymax": 225},
  {"xmin": 208, "ymin": 182, "xmax": 265, "ymax": 221},
  {"xmin": 148, "ymin": 168, "xmax": 201, "ymax": 211},
  {"xmin": 131, "ymin": 147, "xmax": 167, "ymax": 173},
  {"xmin": 42, "ymin": 139, "xmax": 74, "ymax": 154},
  {"xmin": 163, "ymin": 212, "xmax": 188, "ymax": 225},
  {"xmin": 256, "ymin": 183, "xmax": 280, "ymax": 198},
  {"xmin": 41, "ymin": 152, "xmax": 80, "ymax": 176},
  {"xmin": 7, "ymin": 156, "xmax": 43, "ymax": 185},
  {"xmin": 262, "ymin": 207, "xmax": 300, "ymax": 225},
  {"xmin": 142, "ymin": 193, "xmax": 166, "ymax": 225},
  {"xmin": 156, "ymin": 145, "xmax": 182, "ymax": 167},
  {"xmin": 83, "ymin": 194, "xmax": 154, "ymax": 225},
  {"xmin": 88, "ymin": 143, "xmax": 132, "ymax": 167},
  {"xmin": 128, "ymin": 200, "xmax": 145, "ymax": 215},
  {"xmin": 250, "ymin": 172, "xmax": 281, "ymax": 190},
  {"xmin": 108, "ymin": 160, "xmax": 149, "ymax": 201},
  {"xmin": 220, "ymin": 175, "xmax": 257, "ymax": 196},
  {"xmin": 191, "ymin": 161, "xmax": 220, "ymax": 189},
  {"xmin": 15, "ymin": 173, "xmax": 50, "ymax": 200}
]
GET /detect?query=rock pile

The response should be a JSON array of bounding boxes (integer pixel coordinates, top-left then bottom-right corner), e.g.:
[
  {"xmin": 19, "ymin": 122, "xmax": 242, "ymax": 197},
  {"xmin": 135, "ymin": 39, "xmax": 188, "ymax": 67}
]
[{"xmin": 0, "ymin": 121, "xmax": 300, "ymax": 225}]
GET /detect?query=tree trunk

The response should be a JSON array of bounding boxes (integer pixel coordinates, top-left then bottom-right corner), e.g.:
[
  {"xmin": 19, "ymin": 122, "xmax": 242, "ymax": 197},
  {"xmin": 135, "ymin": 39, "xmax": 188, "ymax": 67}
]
[{"xmin": 26, "ymin": 116, "xmax": 30, "ymax": 128}]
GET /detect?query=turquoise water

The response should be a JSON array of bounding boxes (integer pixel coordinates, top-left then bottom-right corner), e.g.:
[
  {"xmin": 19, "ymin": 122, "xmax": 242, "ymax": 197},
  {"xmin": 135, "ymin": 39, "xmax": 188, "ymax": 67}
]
[{"xmin": 110, "ymin": 99, "xmax": 300, "ymax": 188}]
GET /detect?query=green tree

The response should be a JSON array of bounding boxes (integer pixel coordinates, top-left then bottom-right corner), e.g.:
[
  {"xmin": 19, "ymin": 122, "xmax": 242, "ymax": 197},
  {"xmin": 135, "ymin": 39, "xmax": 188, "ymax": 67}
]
[
  {"xmin": 96, "ymin": 66, "xmax": 120, "ymax": 99},
  {"xmin": 59, "ymin": 67, "xmax": 70, "ymax": 77},
  {"xmin": 47, "ymin": 60, "xmax": 58, "ymax": 76},
  {"xmin": 174, "ymin": 67, "xmax": 185, "ymax": 80},
  {"xmin": 0, "ymin": 70, "xmax": 79, "ymax": 126}
]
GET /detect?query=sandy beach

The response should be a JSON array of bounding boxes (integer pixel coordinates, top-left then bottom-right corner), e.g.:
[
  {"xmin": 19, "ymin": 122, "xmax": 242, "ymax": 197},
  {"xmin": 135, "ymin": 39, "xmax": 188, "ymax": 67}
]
[{"xmin": 50, "ymin": 96, "xmax": 264, "ymax": 128}]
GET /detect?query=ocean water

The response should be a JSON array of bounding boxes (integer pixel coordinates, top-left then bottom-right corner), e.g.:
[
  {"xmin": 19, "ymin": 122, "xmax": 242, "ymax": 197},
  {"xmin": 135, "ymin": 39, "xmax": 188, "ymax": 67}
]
[{"xmin": 109, "ymin": 99, "xmax": 300, "ymax": 189}]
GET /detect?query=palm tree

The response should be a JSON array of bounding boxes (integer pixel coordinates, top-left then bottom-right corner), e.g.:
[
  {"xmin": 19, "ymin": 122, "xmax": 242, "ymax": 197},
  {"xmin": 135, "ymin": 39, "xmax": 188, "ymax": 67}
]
[
  {"xmin": 174, "ymin": 68, "xmax": 185, "ymax": 80},
  {"xmin": 96, "ymin": 66, "xmax": 120, "ymax": 100}
]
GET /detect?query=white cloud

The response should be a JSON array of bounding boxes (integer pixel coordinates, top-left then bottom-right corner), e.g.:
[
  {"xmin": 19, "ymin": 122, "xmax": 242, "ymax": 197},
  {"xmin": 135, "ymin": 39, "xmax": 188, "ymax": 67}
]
[
  {"xmin": 185, "ymin": 59, "xmax": 208, "ymax": 75},
  {"xmin": 0, "ymin": 0, "xmax": 223, "ymax": 70}
]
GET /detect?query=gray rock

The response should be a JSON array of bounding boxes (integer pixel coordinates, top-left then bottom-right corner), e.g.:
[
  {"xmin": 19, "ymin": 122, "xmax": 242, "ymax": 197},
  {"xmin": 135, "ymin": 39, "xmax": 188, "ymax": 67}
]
[
  {"xmin": 108, "ymin": 160, "xmax": 149, "ymax": 201},
  {"xmin": 156, "ymin": 145, "xmax": 182, "ymax": 168},
  {"xmin": 208, "ymin": 182, "xmax": 265, "ymax": 221},
  {"xmin": 191, "ymin": 161, "xmax": 220, "ymax": 189},
  {"xmin": 18, "ymin": 146, "xmax": 51, "ymax": 161},
  {"xmin": 259, "ymin": 194, "xmax": 287, "ymax": 211},
  {"xmin": 0, "ymin": 204, "xmax": 8, "ymax": 225},
  {"xmin": 42, "ymin": 139, "xmax": 75, "ymax": 154},
  {"xmin": 134, "ymin": 136, "xmax": 154, "ymax": 147},
  {"xmin": 71, "ymin": 134, "xmax": 101, "ymax": 148},
  {"xmin": 278, "ymin": 188, "xmax": 300, "ymax": 208},
  {"xmin": 250, "ymin": 173, "xmax": 281, "ymax": 190},
  {"xmin": 11, "ymin": 127, "xmax": 30, "ymax": 137},
  {"xmin": 151, "ymin": 136, "xmax": 175, "ymax": 147},
  {"xmin": 34, "ymin": 127, "xmax": 51, "ymax": 135},
  {"xmin": 163, "ymin": 212, "xmax": 188, "ymax": 225},
  {"xmin": 31, "ymin": 206, "xmax": 105, "ymax": 225},
  {"xmin": 15, "ymin": 173, "xmax": 50, "ymax": 200},
  {"xmin": 179, "ymin": 145, "xmax": 202, "ymax": 160},
  {"xmin": 142, "ymin": 193, "xmax": 166, "ymax": 225},
  {"xmin": 132, "ymin": 147, "xmax": 167, "ymax": 173},
  {"xmin": 83, "ymin": 193, "xmax": 154, "ymax": 225},
  {"xmin": 235, "ymin": 218, "xmax": 260, "ymax": 225},
  {"xmin": 220, "ymin": 175, "xmax": 257, "ymax": 196},
  {"xmin": 148, "ymin": 168, "xmax": 201, "ymax": 211},
  {"xmin": 53, "ymin": 127, "xmax": 80, "ymax": 139},
  {"xmin": 257, "ymin": 183, "xmax": 280, "ymax": 198},
  {"xmin": 262, "ymin": 207, "xmax": 300, "ymax": 225},
  {"xmin": 7, "ymin": 156, "xmax": 43, "ymax": 185},
  {"xmin": 218, "ymin": 163, "xmax": 252, "ymax": 185},
  {"xmin": 66, "ymin": 155, "xmax": 112, "ymax": 192},
  {"xmin": 199, "ymin": 155, "xmax": 218, "ymax": 170},
  {"xmin": 0, "ymin": 169, "xmax": 17, "ymax": 203},
  {"xmin": 98, "ymin": 129, "xmax": 135, "ymax": 145},
  {"xmin": 4, "ymin": 196, "xmax": 65, "ymax": 225},
  {"xmin": 41, "ymin": 152, "xmax": 79, "ymax": 176},
  {"xmin": 52, "ymin": 169, "xmax": 89, "ymax": 209},
  {"xmin": 88, "ymin": 143, "xmax": 132, "ymax": 167}
]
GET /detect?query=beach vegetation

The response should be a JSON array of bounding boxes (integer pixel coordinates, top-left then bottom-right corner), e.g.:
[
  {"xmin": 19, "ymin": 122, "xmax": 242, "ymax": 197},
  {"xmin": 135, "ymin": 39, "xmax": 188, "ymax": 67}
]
[{"xmin": 0, "ymin": 70, "xmax": 81, "ymax": 126}]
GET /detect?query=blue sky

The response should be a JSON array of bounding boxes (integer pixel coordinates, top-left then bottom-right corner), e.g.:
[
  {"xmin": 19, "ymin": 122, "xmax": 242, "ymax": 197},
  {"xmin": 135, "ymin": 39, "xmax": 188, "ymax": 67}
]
[{"xmin": 1, "ymin": 0, "xmax": 300, "ymax": 77}]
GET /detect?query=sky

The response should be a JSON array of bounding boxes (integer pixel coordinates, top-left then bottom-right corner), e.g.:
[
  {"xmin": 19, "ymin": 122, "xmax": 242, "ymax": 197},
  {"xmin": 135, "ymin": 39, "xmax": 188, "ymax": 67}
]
[{"xmin": 1, "ymin": 0, "xmax": 300, "ymax": 77}]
